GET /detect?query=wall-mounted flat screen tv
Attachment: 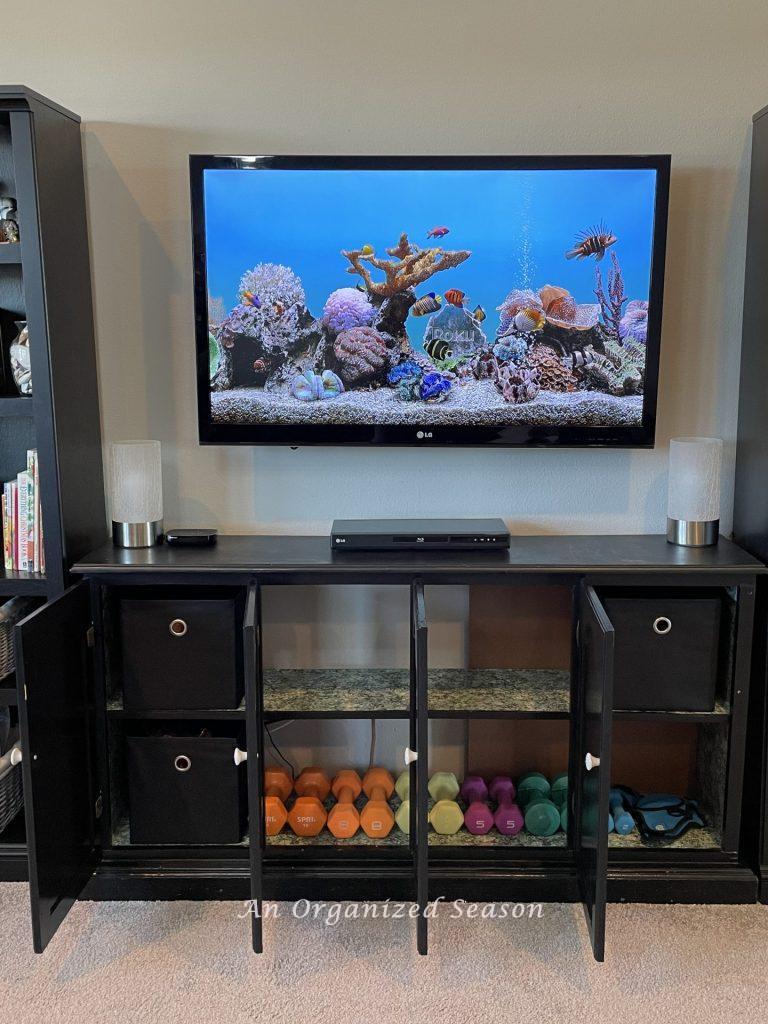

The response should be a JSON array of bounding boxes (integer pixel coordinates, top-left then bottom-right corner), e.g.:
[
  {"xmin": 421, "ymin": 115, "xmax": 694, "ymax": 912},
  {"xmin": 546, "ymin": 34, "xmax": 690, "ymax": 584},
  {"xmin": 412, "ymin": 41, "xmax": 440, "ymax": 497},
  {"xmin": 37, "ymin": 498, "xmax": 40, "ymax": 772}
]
[{"xmin": 191, "ymin": 156, "xmax": 669, "ymax": 447}]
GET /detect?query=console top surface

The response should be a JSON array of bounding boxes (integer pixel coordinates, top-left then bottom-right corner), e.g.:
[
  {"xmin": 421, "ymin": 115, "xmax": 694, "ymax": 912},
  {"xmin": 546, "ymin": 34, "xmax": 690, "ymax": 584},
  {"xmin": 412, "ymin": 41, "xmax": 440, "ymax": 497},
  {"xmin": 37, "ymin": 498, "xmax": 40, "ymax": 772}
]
[{"xmin": 74, "ymin": 533, "xmax": 764, "ymax": 577}]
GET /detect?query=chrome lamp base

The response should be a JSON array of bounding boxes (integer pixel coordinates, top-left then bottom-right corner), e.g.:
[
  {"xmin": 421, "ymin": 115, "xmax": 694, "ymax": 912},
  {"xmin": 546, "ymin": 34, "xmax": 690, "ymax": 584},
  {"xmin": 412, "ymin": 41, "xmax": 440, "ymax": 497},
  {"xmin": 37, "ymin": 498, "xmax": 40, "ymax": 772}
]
[
  {"xmin": 112, "ymin": 520, "xmax": 163, "ymax": 548},
  {"xmin": 666, "ymin": 517, "xmax": 719, "ymax": 547}
]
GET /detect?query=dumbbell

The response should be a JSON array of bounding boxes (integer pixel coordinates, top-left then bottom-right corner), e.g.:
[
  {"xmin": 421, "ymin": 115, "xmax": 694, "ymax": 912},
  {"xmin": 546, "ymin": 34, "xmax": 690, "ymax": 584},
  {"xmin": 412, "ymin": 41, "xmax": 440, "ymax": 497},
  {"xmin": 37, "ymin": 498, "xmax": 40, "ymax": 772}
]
[
  {"xmin": 460, "ymin": 775, "xmax": 494, "ymax": 835},
  {"xmin": 609, "ymin": 789, "xmax": 635, "ymax": 835},
  {"xmin": 488, "ymin": 776, "xmax": 524, "ymax": 836},
  {"xmin": 517, "ymin": 771, "xmax": 551, "ymax": 804},
  {"xmin": 523, "ymin": 793, "xmax": 562, "ymax": 837},
  {"xmin": 397, "ymin": 770, "xmax": 464, "ymax": 835},
  {"xmin": 551, "ymin": 772, "xmax": 568, "ymax": 834},
  {"xmin": 394, "ymin": 770, "xmax": 411, "ymax": 834},
  {"xmin": 327, "ymin": 769, "xmax": 363, "ymax": 839},
  {"xmin": 264, "ymin": 766, "xmax": 293, "ymax": 836},
  {"xmin": 360, "ymin": 767, "xmax": 395, "ymax": 838},
  {"xmin": 551, "ymin": 772, "xmax": 568, "ymax": 808},
  {"xmin": 288, "ymin": 767, "xmax": 331, "ymax": 837},
  {"xmin": 428, "ymin": 771, "xmax": 464, "ymax": 834}
]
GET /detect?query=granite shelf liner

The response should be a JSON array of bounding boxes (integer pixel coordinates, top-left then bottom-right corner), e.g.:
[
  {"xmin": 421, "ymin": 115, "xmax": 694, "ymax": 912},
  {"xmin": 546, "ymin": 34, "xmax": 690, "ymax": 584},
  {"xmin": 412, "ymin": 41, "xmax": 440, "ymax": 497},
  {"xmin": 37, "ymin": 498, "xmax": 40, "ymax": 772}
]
[
  {"xmin": 262, "ymin": 667, "xmax": 571, "ymax": 715},
  {"xmin": 264, "ymin": 668, "xmax": 409, "ymax": 713},
  {"xmin": 113, "ymin": 813, "xmax": 718, "ymax": 851},
  {"xmin": 607, "ymin": 826, "xmax": 721, "ymax": 850},
  {"xmin": 429, "ymin": 668, "xmax": 570, "ymax": 713},
  {"xmin": 107, "ymin": 668, "xmax": 724, "ymax": 718},
  {"xmin": 428, "ymin": 829, "xmax": 567, "ymax": 848}
]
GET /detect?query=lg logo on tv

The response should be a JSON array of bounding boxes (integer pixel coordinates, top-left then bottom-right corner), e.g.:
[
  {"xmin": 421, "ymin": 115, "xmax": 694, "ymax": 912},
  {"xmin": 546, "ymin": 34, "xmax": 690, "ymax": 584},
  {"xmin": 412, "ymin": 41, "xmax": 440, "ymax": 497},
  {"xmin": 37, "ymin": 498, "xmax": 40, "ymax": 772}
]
[{"xmin": 416, "ymin": 431, "xmax": 433, "ymax": 439}]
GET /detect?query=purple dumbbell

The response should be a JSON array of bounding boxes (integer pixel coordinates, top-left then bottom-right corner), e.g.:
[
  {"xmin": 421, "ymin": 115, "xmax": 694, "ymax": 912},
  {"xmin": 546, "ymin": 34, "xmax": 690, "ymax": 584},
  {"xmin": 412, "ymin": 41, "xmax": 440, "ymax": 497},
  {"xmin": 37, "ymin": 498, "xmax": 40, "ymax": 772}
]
[
  {"xmin": 460, "ymin": 775, "xmax": 494, "ymax": 835},
  {"xmin": 489, "ymin": 776, "xmax": 524, "ymax": 836}
]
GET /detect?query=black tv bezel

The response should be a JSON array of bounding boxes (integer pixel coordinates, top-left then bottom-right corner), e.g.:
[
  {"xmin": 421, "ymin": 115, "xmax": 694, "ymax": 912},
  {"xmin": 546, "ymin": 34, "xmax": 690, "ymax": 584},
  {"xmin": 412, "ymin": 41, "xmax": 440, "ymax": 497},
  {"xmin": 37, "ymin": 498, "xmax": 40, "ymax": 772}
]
[{"xmin": 191, "ymin": 154, "xmax": 670, "ymax": 448}]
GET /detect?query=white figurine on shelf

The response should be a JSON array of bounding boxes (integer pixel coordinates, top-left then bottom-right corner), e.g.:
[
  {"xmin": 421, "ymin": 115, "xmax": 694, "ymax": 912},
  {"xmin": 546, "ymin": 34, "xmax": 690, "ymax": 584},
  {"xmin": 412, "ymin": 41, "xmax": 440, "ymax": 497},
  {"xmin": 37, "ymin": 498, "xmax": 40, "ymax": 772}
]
[
  {"xmin": 0, "ymin": 196, "xmax": 19, "ymax": 244},
  {"xmin": 10, "ymin": 320, "xmax": 31, "ymax": 395}
]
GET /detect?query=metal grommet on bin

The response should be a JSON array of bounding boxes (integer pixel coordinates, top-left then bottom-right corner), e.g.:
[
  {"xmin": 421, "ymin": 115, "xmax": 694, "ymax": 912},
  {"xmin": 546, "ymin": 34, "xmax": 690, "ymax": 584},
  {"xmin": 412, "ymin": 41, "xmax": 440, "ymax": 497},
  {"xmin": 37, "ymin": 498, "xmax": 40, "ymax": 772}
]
[
  {"xmin": 653, "ymin": 616, "xmax": 672, "ymax": 635},
  {"xmin": 174, "ymin": 754, "xmax": 191, "ymax": 772},
  {"xmin": 169, "ymin": 618, "xmax": 188, "ymax": 638}
]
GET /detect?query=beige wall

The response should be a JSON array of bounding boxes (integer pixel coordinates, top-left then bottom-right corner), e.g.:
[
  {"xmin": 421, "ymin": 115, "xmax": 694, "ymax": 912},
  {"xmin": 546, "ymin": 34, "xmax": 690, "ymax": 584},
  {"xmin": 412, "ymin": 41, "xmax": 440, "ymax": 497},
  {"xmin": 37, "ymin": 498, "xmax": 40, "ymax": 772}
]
[{"xmin": 5, "ymin": 0, "xmax": 768, "ymax": 535}]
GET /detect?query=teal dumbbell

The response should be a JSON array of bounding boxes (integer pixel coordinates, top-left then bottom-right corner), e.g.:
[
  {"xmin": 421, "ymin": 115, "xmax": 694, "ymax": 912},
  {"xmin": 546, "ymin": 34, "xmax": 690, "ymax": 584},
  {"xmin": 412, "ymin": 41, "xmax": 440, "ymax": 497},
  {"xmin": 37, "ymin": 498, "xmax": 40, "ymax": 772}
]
[
  {"xmin": 551, "ymin": 772, "xmax": 568, "ymax": 807},
  {"xmin": 523, "ymin": 793, "xmax": 562, "ymax": 837},
  {"xmin": 517, "ymin": 771, "xmax": 551, "ymax": 805},
  {"xmin": 552, "ymin": 772, "xmax": 568, "ymax": 833}
]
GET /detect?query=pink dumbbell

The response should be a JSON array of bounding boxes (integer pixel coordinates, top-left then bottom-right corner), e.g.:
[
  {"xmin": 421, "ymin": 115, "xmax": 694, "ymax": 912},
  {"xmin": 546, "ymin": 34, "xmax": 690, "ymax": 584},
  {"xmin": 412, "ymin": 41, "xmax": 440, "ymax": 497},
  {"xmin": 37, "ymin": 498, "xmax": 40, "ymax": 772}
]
[
  {"xmin": 460, "ymin": 775, "xmax": 494, "ymax": 835},
  {"xmin": 489, "ymin": 776, "xmax": 524, "ymax": 836}
]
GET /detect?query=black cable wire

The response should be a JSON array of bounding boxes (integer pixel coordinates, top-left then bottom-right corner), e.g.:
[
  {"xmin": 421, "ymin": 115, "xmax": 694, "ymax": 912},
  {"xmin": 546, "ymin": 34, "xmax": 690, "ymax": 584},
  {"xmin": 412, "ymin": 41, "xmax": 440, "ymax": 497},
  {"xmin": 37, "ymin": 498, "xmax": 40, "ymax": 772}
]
[
  {"xmin": 369, "ymin": 718, "xmax": 376, "ymax": 769},
  {"xmin": 265, "ymin": 723, "xmax": 295, "ymax": 781}
]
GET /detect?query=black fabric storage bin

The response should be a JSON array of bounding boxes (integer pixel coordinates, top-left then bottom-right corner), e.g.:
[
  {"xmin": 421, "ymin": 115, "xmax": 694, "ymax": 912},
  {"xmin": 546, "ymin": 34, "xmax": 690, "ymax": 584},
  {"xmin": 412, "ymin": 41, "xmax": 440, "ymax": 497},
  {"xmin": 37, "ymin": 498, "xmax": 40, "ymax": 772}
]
[
  {"xmin": 127, "ymin": 734, "xmax": 246, "ymax": 845},
  {"xmin": 120, "ymin": 596, "xmax": 242, "ymax": 710},
  {"xmin": 603, "ymin": 596, "xmax": 721, "ymax": 712}
]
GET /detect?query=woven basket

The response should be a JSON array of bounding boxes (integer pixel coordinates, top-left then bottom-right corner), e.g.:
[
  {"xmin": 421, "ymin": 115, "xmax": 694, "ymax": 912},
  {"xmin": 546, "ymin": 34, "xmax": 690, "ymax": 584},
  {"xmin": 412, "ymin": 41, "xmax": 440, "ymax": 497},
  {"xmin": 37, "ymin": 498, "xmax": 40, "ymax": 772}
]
[
  {"xmin": 0, "ymin": 597, "xmax": 38, "ymax": 681},
  {"xmin": 0, "ymin": 730, "xmax": 23, "ymax": 835}
]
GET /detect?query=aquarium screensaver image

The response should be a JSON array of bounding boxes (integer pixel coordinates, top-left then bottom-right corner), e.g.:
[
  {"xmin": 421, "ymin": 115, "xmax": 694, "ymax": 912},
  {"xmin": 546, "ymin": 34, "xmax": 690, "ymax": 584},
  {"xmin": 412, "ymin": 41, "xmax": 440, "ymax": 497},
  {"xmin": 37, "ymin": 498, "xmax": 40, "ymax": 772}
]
[{"xmin": 201, "ymin": 165, "xmax": 661, "ymax": 435}]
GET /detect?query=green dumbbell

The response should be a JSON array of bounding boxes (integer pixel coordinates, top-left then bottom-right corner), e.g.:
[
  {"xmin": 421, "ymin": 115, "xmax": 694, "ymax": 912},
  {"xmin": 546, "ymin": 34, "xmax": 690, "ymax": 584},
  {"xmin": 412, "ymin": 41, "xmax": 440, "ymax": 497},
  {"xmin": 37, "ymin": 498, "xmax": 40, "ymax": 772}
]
[
  {"xmin": 551, "ymin": 772, "xmax": 568, "ymax": 807},
  {"xmin": 517, "ymin": 771, "xmax": 551, "ymax": 805},
  {"xmin": 394, "ymin": 769, "xmax": 411, "ymax": 833},
  {"xmin": 428, "ymin": 771, "xmax": 464, "ymax": 834},
  {"xmin": 524, "ymin": 793, "xmax": 562, "ymax": 837},
  {"xmin": 551, "ymin": 772, "xmax": 568, "ymax": 832},
  {"xmin": 395, "ymin": 770, "xmax": 465, "ymax": 835}
]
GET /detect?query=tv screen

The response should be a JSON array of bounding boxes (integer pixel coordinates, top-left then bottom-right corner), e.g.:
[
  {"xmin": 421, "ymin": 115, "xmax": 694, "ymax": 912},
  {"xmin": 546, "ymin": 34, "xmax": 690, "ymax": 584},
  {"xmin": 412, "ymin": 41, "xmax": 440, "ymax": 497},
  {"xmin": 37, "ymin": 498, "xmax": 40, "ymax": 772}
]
[{"xmin": 191, "ymin": 156, "xmax": 669, "ymax": 447}]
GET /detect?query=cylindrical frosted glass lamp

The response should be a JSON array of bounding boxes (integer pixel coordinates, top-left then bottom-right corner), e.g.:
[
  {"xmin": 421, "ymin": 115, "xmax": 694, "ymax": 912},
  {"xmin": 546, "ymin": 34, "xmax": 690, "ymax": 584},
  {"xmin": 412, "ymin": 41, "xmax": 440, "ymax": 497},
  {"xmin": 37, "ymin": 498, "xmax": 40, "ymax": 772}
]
[
  {"xmin": 666, "ymin": 437, "xmax": 722, "ymax": 547},
  {"xmin": 109, "ymin": 440, "xmax": 163, "ymax": 548}
]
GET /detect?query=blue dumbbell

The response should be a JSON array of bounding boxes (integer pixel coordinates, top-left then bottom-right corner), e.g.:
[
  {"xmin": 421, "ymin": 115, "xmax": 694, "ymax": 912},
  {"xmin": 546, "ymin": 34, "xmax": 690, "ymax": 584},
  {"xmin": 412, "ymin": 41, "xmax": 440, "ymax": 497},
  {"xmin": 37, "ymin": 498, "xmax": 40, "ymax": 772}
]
[{"xmin": 609, "ymin": 789, "xmax": 635, "ymax": 835}]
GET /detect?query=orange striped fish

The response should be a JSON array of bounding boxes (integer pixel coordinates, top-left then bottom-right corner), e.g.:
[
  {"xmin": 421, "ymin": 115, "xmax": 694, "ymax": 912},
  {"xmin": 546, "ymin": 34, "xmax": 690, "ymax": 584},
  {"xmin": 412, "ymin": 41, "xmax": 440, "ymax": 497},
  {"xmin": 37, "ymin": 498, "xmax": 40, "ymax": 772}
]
[
  {"xmin": 565, "ymin": 222, "xmax": 617, "ymax": 262},
  {"xmin": 444, "ymin": 288, "xmax": 466, "ymax": 307}
]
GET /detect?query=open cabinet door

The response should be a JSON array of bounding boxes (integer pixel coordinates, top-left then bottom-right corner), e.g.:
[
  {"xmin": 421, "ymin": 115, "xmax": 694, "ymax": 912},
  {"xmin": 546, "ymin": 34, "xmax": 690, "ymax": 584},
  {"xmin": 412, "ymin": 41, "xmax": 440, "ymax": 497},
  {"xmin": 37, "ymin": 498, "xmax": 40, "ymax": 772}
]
[
  {"xmin": 575, "ymin": 583, "xmax": 614, "ymax": 962},
  {"xmin": 410, "ymin": 580, "xmax": 429, "ymax": 955},
  {"xmin": 243, "ymin": 583, "xmax": 265, "ymax": 953},
  {"xmin": 15, "ymin": 583, "xmax": 100, "ymax": 953}
]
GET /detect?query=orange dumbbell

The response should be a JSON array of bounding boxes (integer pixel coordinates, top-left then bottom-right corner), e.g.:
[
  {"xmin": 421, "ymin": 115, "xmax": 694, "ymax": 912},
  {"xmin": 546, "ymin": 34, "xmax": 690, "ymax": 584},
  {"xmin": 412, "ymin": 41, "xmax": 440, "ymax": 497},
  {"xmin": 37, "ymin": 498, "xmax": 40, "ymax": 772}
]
[
  {"xmin": 360, "ymin": 767, "xmax": 395, "ymax": 838},
  {"xmin": 264, "ymin": 767, "xmax": 293, "ymax": 836},
  {"xmin": 327, "ymin": 770, "xmax": 363, "ymax": 839},
  {"xmin": 288, "ymin": 767, "xmax": 331, "ymax": 837}
]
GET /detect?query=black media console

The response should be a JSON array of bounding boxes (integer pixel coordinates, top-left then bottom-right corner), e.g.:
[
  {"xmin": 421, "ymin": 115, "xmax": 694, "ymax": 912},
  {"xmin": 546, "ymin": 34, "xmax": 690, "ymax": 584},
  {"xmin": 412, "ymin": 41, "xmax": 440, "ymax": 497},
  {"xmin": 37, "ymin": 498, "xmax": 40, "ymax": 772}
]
[{"xmin": 7, "ymin": 534, "xmax": 763, "ymax": 961}]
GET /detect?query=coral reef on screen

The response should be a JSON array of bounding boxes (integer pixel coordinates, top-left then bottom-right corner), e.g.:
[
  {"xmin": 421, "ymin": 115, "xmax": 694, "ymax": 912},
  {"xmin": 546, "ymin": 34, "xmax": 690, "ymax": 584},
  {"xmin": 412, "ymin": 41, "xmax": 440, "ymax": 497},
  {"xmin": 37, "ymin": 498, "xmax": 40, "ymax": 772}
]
[{"xmin": 206, "ymin": 173, "xmax": 655, "ymax": 428}]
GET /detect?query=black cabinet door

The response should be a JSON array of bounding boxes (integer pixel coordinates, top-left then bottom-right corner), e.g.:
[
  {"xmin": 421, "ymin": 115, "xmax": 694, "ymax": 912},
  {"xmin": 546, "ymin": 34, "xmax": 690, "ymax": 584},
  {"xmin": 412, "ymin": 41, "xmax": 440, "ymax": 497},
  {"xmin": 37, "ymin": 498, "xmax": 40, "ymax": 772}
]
[
  {"xmin": 15, "ymin": 583, "xmax": 100, "ymax": 953},
  {"xmin": 411, "ymin": 580, "xmax": 429, "ymax": 955},
  {"xmin": 575, "ymin": 583, "xmax": 614, "ymax": 962},
  {"xmin": 243, "ymin": 582, "xmax": 265, "ymax": 953}
]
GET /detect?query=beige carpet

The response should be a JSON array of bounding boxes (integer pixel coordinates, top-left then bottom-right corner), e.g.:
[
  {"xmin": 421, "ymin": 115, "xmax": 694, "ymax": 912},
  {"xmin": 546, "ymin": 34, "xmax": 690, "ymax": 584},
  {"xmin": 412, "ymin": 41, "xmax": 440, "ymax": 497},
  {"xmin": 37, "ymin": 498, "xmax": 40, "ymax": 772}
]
[{"xmin": 2, "ymin": 883, "xmax": 768, "ymax": 1023}]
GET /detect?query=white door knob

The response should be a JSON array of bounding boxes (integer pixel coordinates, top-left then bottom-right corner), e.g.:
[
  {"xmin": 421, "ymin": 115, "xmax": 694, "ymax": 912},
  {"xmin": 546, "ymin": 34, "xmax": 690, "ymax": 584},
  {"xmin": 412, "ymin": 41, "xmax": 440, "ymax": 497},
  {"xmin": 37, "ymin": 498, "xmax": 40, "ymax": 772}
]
[
  {"xmin": 234, "ymin": 747, "xmax": 248, "ymax": 766},
  {"xmin": 10, "ymin": 745, "xmax": 22, "ymax": 766},
  {"xmin": 404, "ymin": 747, "xmax": 418, "ymax": 766},
  {"xmin": 585, "ymin": 752, "xmax": 600, "ymax": 771}
]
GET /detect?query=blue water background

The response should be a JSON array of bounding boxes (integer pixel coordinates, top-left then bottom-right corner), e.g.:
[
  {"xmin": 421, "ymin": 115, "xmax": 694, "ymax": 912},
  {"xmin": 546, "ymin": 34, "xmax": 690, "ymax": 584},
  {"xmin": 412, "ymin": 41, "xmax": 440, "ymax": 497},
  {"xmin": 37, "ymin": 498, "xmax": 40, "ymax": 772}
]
[{"xmin": 204, "ymin": 168, "xmax": 657, "ymax": 345}]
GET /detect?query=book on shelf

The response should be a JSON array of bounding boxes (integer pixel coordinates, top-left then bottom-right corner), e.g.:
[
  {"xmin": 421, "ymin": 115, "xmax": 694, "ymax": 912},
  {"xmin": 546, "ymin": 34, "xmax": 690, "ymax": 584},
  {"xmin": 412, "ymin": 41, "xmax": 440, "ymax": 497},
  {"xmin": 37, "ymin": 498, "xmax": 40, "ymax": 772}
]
[{"xmin": 1, "ymin": 449, "xmax": 44, "ymax": 575}]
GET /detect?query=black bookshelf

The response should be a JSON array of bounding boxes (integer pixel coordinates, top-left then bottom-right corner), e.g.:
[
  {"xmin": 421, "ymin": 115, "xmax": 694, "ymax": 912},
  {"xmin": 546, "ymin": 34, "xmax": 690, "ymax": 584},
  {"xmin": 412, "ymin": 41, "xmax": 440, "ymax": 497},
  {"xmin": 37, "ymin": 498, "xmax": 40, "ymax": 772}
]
[{"xmin": 0, "ymin": 86, "xmax": 107, "ymax": 873}]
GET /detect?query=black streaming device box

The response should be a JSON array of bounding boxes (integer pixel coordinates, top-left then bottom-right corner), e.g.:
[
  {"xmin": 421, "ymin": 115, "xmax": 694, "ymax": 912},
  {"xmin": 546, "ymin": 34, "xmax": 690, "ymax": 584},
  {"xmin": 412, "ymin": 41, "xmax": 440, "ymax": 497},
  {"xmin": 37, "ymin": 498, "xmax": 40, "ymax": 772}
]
[
  {"xmin": 330, "ymin": 518, "xmax": 510, "ymax": 552},
  {"xmin": 165, "ymin": 529, "xmax": 218, "ymax": 547}
]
